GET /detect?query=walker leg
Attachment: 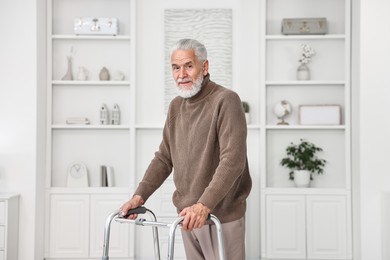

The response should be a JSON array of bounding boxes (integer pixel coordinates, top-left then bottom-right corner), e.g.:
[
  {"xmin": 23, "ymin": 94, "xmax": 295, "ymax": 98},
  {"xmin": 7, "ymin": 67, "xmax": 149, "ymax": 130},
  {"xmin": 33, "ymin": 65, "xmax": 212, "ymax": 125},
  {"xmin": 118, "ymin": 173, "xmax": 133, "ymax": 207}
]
[
  {"xmin": 102, "ymin": 210, "xmax": 120, "ymax": 260},
  {"xmin": 145, "ymin": 209, "xmax": 161, "ymax": 260},
  {"xmin": 209, "ymin": 215, "xmax": 226, "ymax": 260},
  {"xmin": 167, "ymin": 215, "xmax": 225, "ymax": 260},
  {"xmin": 167, "ymin": 217, "xmax": 184, "ymax": 260}
]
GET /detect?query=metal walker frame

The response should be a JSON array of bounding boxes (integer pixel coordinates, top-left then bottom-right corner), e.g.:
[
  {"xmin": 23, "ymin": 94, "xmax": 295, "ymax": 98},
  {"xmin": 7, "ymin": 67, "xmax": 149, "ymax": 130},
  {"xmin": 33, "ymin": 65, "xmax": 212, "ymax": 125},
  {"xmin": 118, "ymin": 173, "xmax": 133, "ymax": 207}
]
[{"xmin": 102, "ymin": 206, "xmax": 225, "ymax": 260}]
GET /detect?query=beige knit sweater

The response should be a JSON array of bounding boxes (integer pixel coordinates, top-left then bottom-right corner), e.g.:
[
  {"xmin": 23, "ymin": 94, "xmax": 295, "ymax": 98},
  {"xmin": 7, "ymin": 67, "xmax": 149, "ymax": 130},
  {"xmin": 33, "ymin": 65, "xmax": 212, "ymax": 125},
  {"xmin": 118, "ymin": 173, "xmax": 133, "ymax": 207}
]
[{"xmin": 134, "ymin": 74, "xmax": 252, "ymax": 223}]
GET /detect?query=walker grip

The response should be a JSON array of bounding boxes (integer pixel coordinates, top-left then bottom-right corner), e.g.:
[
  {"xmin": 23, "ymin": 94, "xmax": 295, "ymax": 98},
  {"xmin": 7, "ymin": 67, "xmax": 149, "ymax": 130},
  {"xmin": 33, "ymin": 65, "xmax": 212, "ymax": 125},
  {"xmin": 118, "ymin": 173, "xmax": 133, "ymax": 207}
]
[{"xmin": 122, "ymin": 206, "xmax": 147, "ymax": 218}]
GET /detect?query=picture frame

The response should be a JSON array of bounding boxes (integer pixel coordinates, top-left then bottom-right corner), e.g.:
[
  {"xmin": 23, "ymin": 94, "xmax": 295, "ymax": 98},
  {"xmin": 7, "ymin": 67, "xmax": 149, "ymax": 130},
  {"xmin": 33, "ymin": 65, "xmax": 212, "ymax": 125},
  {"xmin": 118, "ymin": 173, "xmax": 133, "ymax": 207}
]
[{"xmin": 299, "ymin": 105, "xmax": 342, "ymax": 125}]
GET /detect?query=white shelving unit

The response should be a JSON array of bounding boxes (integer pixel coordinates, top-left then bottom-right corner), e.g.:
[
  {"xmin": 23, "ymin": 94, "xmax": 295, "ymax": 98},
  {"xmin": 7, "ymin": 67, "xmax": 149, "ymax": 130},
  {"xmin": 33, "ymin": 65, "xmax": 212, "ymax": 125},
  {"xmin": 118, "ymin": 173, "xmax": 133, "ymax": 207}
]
[
  {"xmin": 260, "ymin": 0, "xmax": 352, "ymax": 259},
  {"xmin": 45, "ymin": 0, "xmax": 136, "ymax": 258}
]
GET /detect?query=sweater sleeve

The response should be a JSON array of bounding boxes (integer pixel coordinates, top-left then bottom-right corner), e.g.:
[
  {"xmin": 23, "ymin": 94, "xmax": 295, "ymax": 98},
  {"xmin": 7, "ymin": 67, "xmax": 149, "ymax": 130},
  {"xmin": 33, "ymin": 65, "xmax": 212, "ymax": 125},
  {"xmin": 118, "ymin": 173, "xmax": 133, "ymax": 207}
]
[
  {"xmin": 197, "ymin": 91, "xmax": 248, "ymax": 210},
  {"xmin": 134, "ymin": 117, "xmax": 173, "ymax": 202}
]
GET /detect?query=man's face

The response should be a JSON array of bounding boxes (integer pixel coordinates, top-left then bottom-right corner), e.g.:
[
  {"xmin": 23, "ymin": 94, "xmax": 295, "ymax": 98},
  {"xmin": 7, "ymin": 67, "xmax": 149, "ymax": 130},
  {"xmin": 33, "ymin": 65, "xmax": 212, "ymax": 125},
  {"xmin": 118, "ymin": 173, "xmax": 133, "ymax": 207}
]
[{"xmin": 171, "ymin": 49, "xmax": 208, "ymax": 92}]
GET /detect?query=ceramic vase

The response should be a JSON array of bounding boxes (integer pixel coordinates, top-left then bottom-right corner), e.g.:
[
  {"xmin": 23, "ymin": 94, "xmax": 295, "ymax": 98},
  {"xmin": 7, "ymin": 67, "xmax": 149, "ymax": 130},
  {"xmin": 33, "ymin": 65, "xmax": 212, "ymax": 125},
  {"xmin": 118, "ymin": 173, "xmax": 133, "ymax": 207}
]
[
  {"xmin": 61, "ymin": 56, "xmax": 73, "ymax": 80},
  {"xmin": 297, "ymin": 63, "xmax": 310, "ymax": 80}
]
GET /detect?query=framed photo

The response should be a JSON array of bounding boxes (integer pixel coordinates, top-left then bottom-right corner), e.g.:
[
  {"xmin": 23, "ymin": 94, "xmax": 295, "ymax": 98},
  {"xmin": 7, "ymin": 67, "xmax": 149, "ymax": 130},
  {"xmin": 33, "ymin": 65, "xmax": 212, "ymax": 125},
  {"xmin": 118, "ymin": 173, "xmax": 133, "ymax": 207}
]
[{"xmin": 299, "ymin": 105, "xmax": 342, "ymax": 125}]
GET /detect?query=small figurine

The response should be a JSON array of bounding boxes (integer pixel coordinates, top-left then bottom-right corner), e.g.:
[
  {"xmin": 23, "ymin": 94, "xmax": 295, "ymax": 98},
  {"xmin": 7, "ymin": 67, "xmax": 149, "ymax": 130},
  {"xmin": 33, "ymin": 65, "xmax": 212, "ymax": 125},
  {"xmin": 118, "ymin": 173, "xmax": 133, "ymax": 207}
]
[
  {"xmin": 99, "ymin": 67, "xmax": 110, "ymax": 81},
  {"xmin": 113, "ymin": 71, "xmax": 125, "ymax": 81},
  {"xmin": 76, "ymin": 66, "xmax": 88, "ymax": 81},
  {"xmin": 100, "ymin": 104, "xmax": 109, "ymax": 125},
  {"xmin": 111, "ymin": 104, "xmax": 120, "ymax": 125}
]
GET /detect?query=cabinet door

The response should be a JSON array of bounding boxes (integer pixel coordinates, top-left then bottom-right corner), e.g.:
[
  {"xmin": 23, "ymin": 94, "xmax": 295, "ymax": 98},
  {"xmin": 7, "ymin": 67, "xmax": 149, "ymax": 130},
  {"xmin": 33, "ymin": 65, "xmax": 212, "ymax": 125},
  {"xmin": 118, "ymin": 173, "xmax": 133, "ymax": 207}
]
[
  {"xmin": 266, "ymin": 195, "xmax": 306, "ymax": 259},
  {"xmin": 49, "ymin": 194, "xmax": 89, "ymax": 258},
  {"xmin": 306, "ymin": 195, "xmax": 347, "ymax": 259},
  {"xmin": 89, "ymin": 194, "xmax": 130, "ymax": 258}
]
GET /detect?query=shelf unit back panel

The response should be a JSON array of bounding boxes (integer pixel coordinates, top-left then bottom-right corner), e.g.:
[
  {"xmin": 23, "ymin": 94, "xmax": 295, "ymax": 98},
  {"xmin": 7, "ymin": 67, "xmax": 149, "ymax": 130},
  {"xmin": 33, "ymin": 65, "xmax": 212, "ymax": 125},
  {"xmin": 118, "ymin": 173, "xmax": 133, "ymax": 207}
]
[
  {"xmin": 266, "ymin": 0, "xmax": 346, "ymax": 35},
  {"xmin": 52, "ymin": 40, "xmax": 131, "ymax": 81},
  {"xmin": 52, "ymin": 85, "xmax": 130, "ymax": 125},
  {"xmin": 266, "ymin": 40, "xmax": 345, "ymax": 81},
  {"xmin": 266, "ymin": 85, "xmax": 345, "ymax": 126},
  {"xmin": 52, "ymin": 0, "xmax": 131, "ymax": 35},
  {"xmin": 266, "ymin": 130, "xmax": 346, "ymax": 188},
  {"xmin": 51, "ymin": 129, "xmax": 131, "ymax": 187}
]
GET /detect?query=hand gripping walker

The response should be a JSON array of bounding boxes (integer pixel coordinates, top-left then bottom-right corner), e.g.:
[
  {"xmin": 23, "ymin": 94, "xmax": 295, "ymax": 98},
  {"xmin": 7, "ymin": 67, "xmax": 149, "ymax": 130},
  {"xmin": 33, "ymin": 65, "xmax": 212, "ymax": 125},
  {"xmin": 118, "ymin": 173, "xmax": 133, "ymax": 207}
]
[{"xmin": 102, "ymin": 206, "xmax": 226, "ymax": 260}]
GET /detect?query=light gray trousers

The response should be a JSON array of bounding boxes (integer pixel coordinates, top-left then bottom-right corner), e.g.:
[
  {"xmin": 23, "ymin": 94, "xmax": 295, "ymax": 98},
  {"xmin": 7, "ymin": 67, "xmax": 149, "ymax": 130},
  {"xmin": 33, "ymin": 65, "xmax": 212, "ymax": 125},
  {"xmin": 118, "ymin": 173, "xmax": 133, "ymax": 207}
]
[{"xmin": 181, "ymin": 216, "xmax": 246, "ymax": 260}]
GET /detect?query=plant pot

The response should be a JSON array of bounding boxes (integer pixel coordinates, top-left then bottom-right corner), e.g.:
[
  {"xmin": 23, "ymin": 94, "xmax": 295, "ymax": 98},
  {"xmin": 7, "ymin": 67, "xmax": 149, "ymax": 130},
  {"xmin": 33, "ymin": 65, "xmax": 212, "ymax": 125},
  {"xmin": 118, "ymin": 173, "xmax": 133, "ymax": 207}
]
[{"xmin": 293, "ymin": 170, "xmax": 311, "ymax": 188}]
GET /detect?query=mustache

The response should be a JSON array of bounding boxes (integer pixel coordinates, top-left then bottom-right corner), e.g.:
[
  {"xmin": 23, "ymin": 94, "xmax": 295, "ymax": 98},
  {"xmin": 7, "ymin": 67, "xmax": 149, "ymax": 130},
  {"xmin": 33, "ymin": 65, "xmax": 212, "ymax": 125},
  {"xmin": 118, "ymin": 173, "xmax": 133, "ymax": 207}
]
[{"xmin": 177, "ymin": 78, "xmax": 193, "ymax": 83}]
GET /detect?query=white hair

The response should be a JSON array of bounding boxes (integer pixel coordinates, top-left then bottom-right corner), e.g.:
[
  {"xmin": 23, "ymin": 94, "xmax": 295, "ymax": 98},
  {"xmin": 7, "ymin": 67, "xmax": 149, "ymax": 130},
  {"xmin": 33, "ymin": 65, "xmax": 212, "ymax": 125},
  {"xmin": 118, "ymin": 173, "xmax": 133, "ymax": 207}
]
[{"xmin": 170, "ymin": 39, "xmax": 207, "ymax": 63}]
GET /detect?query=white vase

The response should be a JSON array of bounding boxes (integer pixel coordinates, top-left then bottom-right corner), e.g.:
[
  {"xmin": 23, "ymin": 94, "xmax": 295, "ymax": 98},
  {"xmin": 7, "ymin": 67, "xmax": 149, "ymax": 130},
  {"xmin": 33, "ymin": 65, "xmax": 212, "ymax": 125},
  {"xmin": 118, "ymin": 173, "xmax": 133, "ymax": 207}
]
[
  {"xmin": 293, "ymin": 170, "xmax": 311, "ymax": 187},
  {"xmin": 61, "ymin": 56, "xmax": 73, "ymax": 80},
  {"xmin": 297, "ymin": 63, "xmax": 310, "ymax": 80}
]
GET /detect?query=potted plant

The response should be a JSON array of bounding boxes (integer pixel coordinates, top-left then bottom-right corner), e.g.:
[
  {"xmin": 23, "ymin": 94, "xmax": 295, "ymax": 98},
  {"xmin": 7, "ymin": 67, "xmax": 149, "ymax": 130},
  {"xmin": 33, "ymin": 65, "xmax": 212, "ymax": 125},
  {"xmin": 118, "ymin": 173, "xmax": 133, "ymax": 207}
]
[
  {"xmin": 280, "ymin": 139, "xmax": 326, "ymax": 187},
  {"xmin": 242, "ymin": 101, "xmax": 250, "ymax": 124}
]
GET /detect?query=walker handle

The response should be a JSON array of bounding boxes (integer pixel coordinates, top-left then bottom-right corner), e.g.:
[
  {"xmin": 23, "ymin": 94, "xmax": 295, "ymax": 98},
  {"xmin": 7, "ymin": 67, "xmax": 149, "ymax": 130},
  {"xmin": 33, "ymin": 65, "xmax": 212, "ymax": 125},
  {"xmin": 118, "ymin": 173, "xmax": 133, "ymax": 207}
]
[{"xmin": 121, "ymin": 206, "xmax": 147, "ymax": 218}]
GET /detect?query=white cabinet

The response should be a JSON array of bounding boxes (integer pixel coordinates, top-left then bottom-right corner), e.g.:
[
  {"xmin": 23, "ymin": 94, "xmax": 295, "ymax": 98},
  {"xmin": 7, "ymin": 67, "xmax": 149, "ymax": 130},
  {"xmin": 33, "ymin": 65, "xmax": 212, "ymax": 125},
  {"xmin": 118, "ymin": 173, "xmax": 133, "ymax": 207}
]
[
  {"xmin": 48, "ymin": 193, "xmax": 130, "ymax": 258},
  {"xmin": 266, "ymin": 195, "xmax": 306, "ymax": 259},
  {"xmin": 266, "ymin": 194, "xmax": 349, "ymax": 259},
  {"xmin": 49, "ymin": 194, "xmax": 90, "ymax": 258},
  {"xmin": 45, "ymin": 0, "xmax": 136, "ymax": 258},
  {"xmin": 0, "ymin": 194, "xmax": 19, "ymax": 260},
  {"xmin": 260, "ymin": 0, "xmax": 353, "ymax": 258},
  {"xmin": 306, "ymin": 196, "xmax": 348, "ymax": 259}
]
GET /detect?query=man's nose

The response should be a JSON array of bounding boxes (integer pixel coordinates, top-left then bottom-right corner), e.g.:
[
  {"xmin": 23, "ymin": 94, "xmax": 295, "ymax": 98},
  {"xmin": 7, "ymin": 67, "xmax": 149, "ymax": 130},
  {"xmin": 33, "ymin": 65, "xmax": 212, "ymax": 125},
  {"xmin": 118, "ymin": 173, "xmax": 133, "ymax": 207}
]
[{"xmin": 179, "ymin": 67, "xmax": 187, "ymax": 78}]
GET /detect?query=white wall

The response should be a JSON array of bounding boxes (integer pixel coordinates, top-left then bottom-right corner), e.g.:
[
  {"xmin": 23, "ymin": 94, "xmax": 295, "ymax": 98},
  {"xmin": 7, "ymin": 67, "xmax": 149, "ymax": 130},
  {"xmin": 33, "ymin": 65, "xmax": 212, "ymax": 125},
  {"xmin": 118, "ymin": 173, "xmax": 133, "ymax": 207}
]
[
  {"xmin": 359, "ymin": 0, "xmax": 390, "ymax": 259},
  {"xmin": 0, "ymin": 0, "xmax": 45, "ymax": 259},
  {"xmin": 2, "ymin": 0, "xmax": 390, "ymax": 259}
]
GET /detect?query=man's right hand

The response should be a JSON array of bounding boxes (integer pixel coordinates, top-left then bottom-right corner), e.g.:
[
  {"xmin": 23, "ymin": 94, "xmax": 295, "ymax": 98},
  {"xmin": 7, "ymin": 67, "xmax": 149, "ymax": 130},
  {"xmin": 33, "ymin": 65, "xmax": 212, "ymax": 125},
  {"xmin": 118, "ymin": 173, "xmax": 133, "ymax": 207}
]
[{"xmin": 120, "ymin": 195, "xmax": 144, "ymax": 219}]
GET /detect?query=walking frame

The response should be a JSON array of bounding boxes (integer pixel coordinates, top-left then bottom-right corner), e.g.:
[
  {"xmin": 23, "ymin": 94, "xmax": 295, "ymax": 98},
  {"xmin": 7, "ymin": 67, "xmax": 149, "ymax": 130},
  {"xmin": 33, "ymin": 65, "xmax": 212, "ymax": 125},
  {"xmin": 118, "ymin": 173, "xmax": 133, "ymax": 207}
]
[{"xmin": 102, "ymin": 206, "xmax": 226, "ymax": 260}]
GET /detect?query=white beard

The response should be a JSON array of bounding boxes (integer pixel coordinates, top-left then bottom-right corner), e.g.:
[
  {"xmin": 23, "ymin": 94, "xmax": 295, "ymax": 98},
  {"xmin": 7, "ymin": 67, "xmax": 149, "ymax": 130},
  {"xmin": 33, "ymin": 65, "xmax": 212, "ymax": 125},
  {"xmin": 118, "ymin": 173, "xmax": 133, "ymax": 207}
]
[{"xmin": 175, "ymin": 74, "xmax": 204, "ymax": 99}]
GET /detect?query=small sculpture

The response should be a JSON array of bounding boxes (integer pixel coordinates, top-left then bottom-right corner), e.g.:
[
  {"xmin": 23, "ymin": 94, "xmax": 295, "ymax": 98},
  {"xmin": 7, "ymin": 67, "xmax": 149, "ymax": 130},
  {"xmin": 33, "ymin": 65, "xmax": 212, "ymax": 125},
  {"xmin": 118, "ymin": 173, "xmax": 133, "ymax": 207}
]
[
  {"xmin": 111, "ymin": 104, "xmax": 120, "ymax": 125},
  {"xmin": 100, "ymin": 104, "xmax": 109, "ymax": 125},
  {"xmin": 99, "ymin": 67, "xmax": 110, "ymax": 81},
  {"xmin": 273, "ymin": 100, "xmax": 292, "ymax": 125},
  {"xmin": 113, "ymin": 71, "xmax": 125, "ymax": 81},
  {"xmin": 76, "ymin": 66, "xmax": 88, "ymax": 81}
]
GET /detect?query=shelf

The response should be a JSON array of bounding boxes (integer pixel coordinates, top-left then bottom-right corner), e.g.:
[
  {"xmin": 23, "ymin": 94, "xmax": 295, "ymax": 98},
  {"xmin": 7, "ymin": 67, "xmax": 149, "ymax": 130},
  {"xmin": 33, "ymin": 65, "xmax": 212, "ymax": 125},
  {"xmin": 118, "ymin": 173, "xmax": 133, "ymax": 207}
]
[
  {"xmin": 52, "ymin": 80, "xmax": 130, "ymax": 86},
  {"xmin": 52, "ymin": 34, "xmax": 131, "ymax": 40},
  {"xmin": 266, "ymin": 125, "xmax": 345, "ymax": 130},
  {"xmin": 265, "ymin": 34, "xmax": 346, "ymax": 41},
  {"xmin": 263, "ymin": 187, "xmax": 350, "ymax": 195},
  {"xmin": 52, "ymin": 125, "xmax": 130, "ymax": 130},
  {"xmin": 265, "ymin": 80, "xmax": 345, "ymax": 86}
]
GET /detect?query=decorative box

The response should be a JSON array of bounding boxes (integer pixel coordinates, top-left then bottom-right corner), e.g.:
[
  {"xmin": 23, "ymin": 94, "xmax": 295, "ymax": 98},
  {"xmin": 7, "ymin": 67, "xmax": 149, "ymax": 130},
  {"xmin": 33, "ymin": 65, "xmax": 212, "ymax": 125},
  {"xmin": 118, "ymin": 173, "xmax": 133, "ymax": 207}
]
[
  {"xmin": 74, "ymin": 17, "xmax": 119, "ymax": 36},
  {"xmin": 281, "ymin": 18, "xmax": 327, "ymax": 35}
]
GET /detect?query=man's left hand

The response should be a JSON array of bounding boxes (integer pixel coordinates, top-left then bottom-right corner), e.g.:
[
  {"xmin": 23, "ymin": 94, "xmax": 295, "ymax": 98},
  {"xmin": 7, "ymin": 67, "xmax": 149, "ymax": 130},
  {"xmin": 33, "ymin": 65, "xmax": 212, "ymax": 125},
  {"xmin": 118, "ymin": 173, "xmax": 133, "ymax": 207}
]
[{"xmin": 179, "ymin": 203, "xmax": 211, "ymax": 231}]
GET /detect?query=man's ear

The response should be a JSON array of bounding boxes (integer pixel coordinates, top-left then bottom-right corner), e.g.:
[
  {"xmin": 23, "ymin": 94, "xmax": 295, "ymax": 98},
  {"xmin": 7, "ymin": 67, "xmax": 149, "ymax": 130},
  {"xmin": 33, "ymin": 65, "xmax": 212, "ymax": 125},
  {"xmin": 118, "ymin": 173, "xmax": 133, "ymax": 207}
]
[{"xmin": 202, "ymin": 60, "xmax": 209, "ymax": 76}]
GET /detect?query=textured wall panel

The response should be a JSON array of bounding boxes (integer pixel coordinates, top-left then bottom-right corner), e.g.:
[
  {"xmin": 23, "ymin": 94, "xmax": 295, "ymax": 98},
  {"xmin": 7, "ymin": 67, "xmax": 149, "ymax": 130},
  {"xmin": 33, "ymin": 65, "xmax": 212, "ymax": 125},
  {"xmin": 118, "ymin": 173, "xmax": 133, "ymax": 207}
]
[{"xmin": 164, "ymin": 9, "xmax": 232, "ymax": 111}]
